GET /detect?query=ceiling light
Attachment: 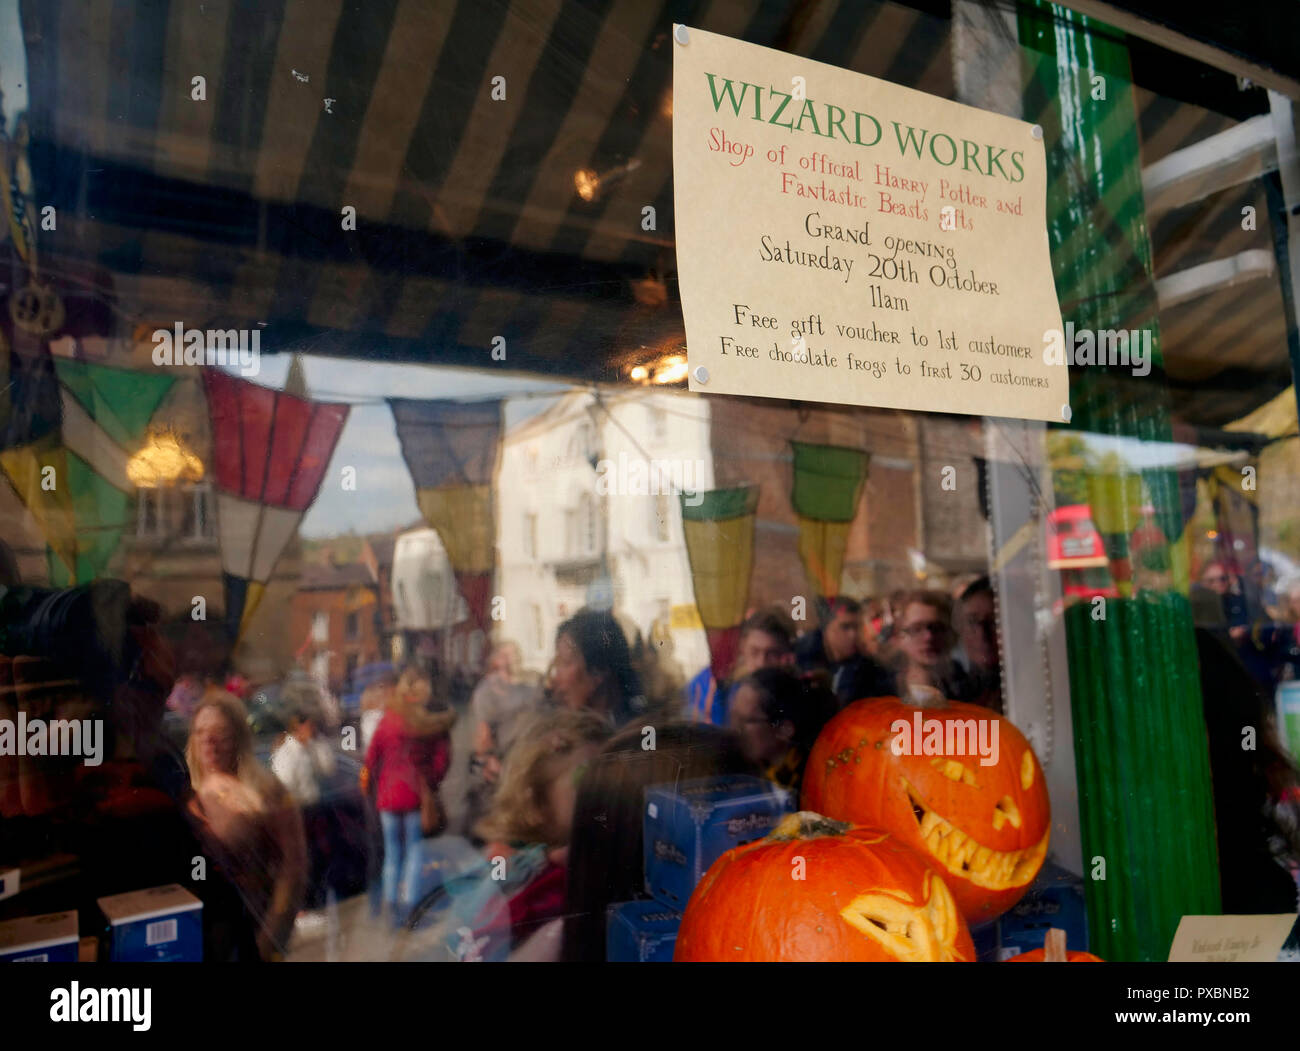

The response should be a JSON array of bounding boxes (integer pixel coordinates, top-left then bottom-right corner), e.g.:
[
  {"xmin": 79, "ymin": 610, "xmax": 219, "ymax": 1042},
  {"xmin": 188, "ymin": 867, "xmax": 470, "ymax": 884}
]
[{"xmin": 127, "ymin": 427, "xmax": 203, "ymax": 488}]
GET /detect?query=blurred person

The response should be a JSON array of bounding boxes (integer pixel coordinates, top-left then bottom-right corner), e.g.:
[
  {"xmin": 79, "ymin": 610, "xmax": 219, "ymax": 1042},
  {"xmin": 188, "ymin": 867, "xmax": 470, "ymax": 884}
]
[
  {"xmin": 185, "ymin": 689, "xmax": 307, "ymax": 960},
  {"xmin": 1197, "ymin": 561, "xmax": 1290, "ymax": 692},
  {"xmin": 359, "ymin": 666, "xmax": 397, "ymax": 752},
  {"xmin": 685, "ymin": 607, "xmax": 795, "ymax": 727},
  {"xmin": 165, "ymin": 671, "xmax": 203, "ymax": 720},
  {"xmin": 794, "ymin": 596, "xmax": 893, "ymax": 707},
  {"xmin": 874, "ymin": 588, "xmax": 908, "ymax": 647},
  {"xmin": 466, "ymin": 640, "xmax": 541, "ymax": 837},
  {"xmin": 270, "ymin": 703, "xmax": 335, "ymax": 808},
  {"xmin": 889, "ymin": 590, "xmax": 972, "ymax": 703},
  {"xmin": 1277, "ymin": 581, "xmax": 1300, "ymax": 683},
  {"xmin": 1196, "ymin": 561, "xmax": 1248, "ymax": 642},
  {"xmin": 561, "ymin": 723, "xmax": 755, "ymax": 961},
  {"xmin": 1195, "ymin": 628, "xmax": 1300, "ymax": 913},
  {"xmin": 546, "ymin": 609, "xmax": 645, "ymax": 727},
  {"xmin": 1245, "ymin": 558, "xmax": 1281, "ymax": 621},
  {"xmin": 362, "ymin": 666, "xmax": 455, "ymax": 923},
  {"xmin": 860, "ymin": 597, "xmax": 886, "ymax": 656},
  {"xmin": 473, "ymin": 707, "xmax": 612, "ymax": 954},
  {"xmin": 729, "ymin": 667, "xmax": 836, "ymax": 795},
  {"xmin": 953, "ymin": 577, "xmax": 1004, "ymax": 713},
  {"xmin": 269, "ymin": 703, "xmax": 341, "ymax": 920},
  {"xmin": 633, "ymin": 616, "xmax": 688, "ymax": 721}
]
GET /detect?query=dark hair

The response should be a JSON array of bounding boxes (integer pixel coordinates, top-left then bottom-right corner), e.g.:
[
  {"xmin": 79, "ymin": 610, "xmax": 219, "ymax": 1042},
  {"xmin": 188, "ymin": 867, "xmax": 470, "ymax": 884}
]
[
  {"xmin": 739, "ymin": 667, "xmax": 836, "ymax": 751},
  {"xmin": 819, "ymin": 595, "xmax": 862, "ymax": 626},
  {"xmin": 560, "ymin": 722, "xmax": 754, "ymax": 961},
  {"xmin": 739, "ymin": 608, "xmax": 795, "ymax": 649},
  {"xmin": 556, "ymin": 609, "xmax": 644, "ymax": 724},
  {"xmin": 959, "ymin": 576, "xmax": 993, "ymax": 604}
]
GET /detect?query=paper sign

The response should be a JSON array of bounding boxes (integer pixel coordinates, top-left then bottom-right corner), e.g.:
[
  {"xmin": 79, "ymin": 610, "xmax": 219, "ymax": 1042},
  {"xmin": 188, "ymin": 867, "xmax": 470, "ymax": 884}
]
[
  {"xmin": 673, "ymin": 26, "xmax": 1068, "ymax": 421},
  {"xmin": 1167, "ymin": 914, "xmax": 1298, "ymax": 962}
]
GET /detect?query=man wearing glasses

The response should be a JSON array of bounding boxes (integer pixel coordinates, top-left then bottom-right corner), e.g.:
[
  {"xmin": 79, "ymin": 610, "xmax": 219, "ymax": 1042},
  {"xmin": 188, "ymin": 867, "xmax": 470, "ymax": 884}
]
[{"xmin": 889, "ymin": 590, "xmax": 973, "ymax": 704}]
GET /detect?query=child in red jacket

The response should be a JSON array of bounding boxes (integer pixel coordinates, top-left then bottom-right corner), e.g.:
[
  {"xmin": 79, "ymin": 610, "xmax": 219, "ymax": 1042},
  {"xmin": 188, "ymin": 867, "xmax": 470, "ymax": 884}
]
[{"xmin": 363, "ymin": 667, "xmax": 453, "ymax": 923}]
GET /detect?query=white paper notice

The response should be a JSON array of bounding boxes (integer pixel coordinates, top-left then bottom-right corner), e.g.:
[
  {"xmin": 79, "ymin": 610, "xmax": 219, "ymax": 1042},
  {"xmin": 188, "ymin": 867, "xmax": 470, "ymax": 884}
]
[
  {"xmin": 1167, "ymin": 914, "xmax": 1297, "ymax": 962},
  {"xmin": 673, "ymin": 25, "xmax": 1068, "ymax": 421}
]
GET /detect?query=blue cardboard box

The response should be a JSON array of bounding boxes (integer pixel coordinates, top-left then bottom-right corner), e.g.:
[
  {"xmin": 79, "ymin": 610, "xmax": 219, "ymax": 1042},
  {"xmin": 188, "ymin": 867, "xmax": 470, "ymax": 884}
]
[
  {"xmin": 98, "ymin": 884, "xmax": 203, "ymax": 962},
  {"xmin": 0, "ymin": 910, "xmax": 79, "ymax": 962},
  {"xmin": 607, "ymin": 899, "xmax": 681, "ymax": 962},
  {"xmin": 996, "ymin": 861, "xmax": 1088, "ymax": 959},
  {"xmin": 644, "ymin": 775, "xmax": 793, "ymax": 909}
]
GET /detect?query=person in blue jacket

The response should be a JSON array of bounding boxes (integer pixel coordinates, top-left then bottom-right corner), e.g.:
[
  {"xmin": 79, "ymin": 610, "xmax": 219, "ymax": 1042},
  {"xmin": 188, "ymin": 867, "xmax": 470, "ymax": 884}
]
[{"xmin": 685, "ymin": 608, "xmax": 795, "ymax": 726}]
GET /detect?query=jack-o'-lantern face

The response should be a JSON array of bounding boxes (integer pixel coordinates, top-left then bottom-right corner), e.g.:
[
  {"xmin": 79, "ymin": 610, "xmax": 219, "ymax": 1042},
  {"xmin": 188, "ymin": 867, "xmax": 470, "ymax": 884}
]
[
  {"xmin": 674, "ymin": 812, "xmax": 975, "ymax": 962},
  {"xmin": 801, "ymin": 697, "xmax": 1050, "ymax": 924}
]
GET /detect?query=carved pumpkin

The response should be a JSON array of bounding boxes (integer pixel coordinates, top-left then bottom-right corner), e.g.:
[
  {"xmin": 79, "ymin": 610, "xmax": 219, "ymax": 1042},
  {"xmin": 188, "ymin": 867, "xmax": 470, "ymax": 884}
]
[
  {"xmin": 674, "ymin": 811, "xmax": 975, "ymax": 962},
  {"xmin": 1005, "ymin": 947, "xmax": 1102, "ymax": 962},
  {"xmin": 801, "ymin": 697, "xmax": 1050, "ymax": 924}
]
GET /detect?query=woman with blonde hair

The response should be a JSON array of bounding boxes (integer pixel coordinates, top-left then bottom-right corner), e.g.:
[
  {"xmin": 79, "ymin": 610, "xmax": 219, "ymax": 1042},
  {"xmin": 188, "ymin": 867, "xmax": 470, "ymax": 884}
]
[
  {"xmin": 362, "ymin": 666, "xmax": 455, "ymax": 923},
  {"xmin": 473, "ymin": 707, "xmax": 611, "ymax": 953},
  {"xmin": 185, "ymin": 689, "xmax": 307, "ymax": 960}
]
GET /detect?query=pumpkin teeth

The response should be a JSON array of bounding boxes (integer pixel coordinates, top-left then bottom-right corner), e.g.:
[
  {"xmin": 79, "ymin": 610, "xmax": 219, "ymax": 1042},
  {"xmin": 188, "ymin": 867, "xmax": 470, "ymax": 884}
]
[{"xmin": 903, "ymin": 781, "xmax": 1050, "ymax": 890}]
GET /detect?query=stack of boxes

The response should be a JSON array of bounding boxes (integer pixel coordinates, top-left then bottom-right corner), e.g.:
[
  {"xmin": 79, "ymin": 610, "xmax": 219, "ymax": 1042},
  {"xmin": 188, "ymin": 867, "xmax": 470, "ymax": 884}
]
[
  {"xmin": 606, "ymin": 774, "xmax": 794, "ymax": 962},
  {"xmin": 0, "ymin": 883, "xmax": 206, "ymax": 964},
  {"xmin": 0, "ymin": 910, "xmax": 80, "ymax": 962}
]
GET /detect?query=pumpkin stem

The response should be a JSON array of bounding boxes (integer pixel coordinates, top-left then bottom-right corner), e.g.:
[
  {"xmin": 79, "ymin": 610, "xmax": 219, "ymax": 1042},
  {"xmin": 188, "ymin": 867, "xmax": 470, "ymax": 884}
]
[
  {"xmin": 770, "ymin": 811, "xmax": 851, "ymax": 840},
  {"xmin": 1044, "ymin": 928, "xmax": 1067, "ymax": 962}
]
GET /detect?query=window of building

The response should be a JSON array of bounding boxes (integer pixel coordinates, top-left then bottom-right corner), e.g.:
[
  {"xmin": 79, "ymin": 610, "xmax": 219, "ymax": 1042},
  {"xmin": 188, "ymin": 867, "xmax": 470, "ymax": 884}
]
[
  {"xmin": 524, "ymin": 512, "xmax": 537, "ymax": 559},
  {"xmin": 311, "ymin": 610, "xmax": 329, "ymax": 643},
  {"xmin": 179, "ymin": 482, "xmax": 215, "ymax": 540},
  {"xmin": 654, "ymin": 492, "xmax": 671, "ymax": 542},
  {"xmin": 531, "ymin": 603, "xmax": 544, "ymax": 655},
  {"xmin": 579, "ymin": 494, "xmax": 597, "ymax": 554},
  {"xmin": 564, "ymin": 508, "xmax": 577, "ymax": 556}
]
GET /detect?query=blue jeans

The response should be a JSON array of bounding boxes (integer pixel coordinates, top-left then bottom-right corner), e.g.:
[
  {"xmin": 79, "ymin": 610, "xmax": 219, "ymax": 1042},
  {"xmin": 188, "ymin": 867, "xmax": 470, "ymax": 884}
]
[{"xmin": 380, "ymin": 810, "xmax": 423, "ymax": 918}]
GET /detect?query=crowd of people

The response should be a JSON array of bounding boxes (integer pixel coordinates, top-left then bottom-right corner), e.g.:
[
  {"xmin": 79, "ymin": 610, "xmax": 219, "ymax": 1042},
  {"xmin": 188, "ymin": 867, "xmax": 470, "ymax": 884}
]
[
  {"xmin": 156, "ymin": 577, "xmax": 1016, "ymax": 959},
  {"xmin": 6, "ymin": 553, "xmax": 1297, "ymax": 963}
]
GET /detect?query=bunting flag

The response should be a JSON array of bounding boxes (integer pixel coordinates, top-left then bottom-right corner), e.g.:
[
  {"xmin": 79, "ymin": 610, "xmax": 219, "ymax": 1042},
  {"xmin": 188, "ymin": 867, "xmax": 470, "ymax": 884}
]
[
  {"xmin": 0, "ymin": 326, "xmax": 76, "ymax": 576},
  {"xmin": 680, "ymin": 486, "xmax": 757, "ymax": 683},
  {"xmin": 389, "ymin": 399, "xmax": 502, "ymax": 634},
  {"xmin": 203, "ymin": 368, "xmax": 349, "ymax": 640},
  {"xmin": 45, "ymin": 359, "xmax": 175, "ymax": 585},
  {"xmin": 789, "ymin": 442, "xmax": 869, "ymax": 600},
  {"xmin": 1085, "ymin": 471, "xmax": 1144, "ymax": 598}
]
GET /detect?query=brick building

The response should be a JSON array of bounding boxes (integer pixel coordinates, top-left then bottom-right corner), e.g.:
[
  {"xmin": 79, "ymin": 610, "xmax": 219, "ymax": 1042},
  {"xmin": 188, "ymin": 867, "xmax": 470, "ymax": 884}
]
[{"xmin": 289, "ymin": 561, "xmax": 384, "ymax": 696}]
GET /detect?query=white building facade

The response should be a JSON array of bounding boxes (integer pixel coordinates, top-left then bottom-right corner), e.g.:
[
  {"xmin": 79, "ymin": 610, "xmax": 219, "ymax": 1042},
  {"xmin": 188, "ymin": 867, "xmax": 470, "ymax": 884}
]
[{"xmin": 496, "ymin": 388, "xmax": 714, "ymax": 679}]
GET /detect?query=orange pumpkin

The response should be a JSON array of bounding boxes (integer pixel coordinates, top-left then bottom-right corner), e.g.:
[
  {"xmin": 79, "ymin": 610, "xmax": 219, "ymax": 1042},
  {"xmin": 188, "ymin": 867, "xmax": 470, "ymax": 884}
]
[
  {"xmin": 801, "ymin": 697, "xmax": 1050, "ymax": 925},
  {"xmin": 674, "ymin": 811, "xmax": 975, "ymax": 962},
  {"xmin": 1005, "ymin": 947, "xmax": 1102, "ymax": 962}
]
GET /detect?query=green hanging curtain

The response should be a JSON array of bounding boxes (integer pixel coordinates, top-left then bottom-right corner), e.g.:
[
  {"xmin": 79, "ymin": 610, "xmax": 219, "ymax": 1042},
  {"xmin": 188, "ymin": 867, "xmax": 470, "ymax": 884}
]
[{"xmin": 1017, "ymin": 1, "xmax": 1221, "ymax": 960}]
